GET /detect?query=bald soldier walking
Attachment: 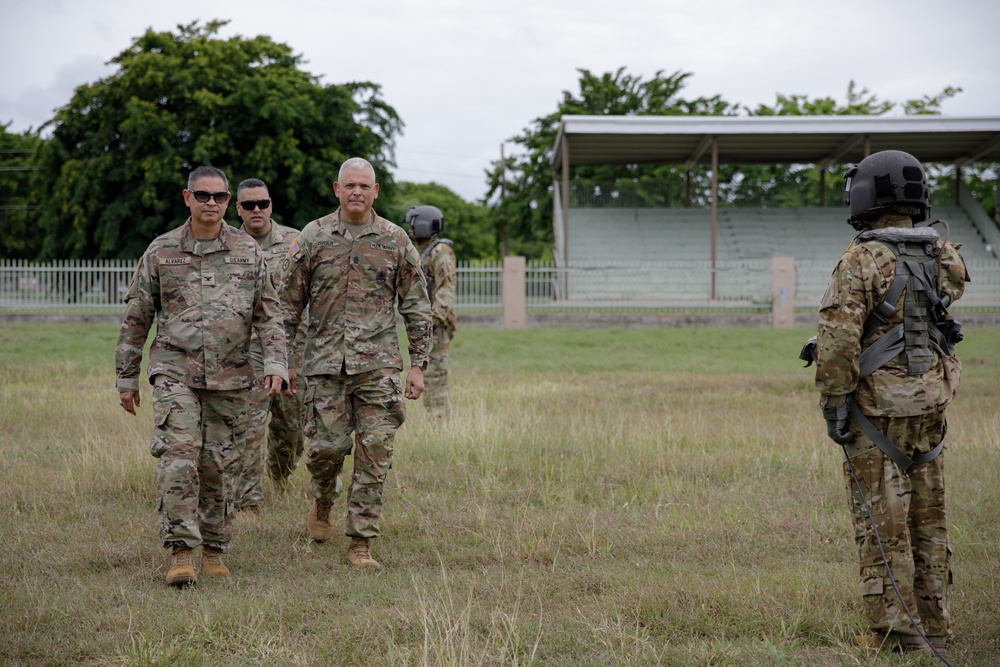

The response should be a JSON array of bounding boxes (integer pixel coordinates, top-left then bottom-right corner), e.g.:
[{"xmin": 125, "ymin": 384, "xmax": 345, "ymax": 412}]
[
  {"xmin": 116, "ymin": 166, "xmax": 287, "ymax": 586},
  {"xmin": 281, "ymin": 157, "xmax": 432, "ymax": 568}
]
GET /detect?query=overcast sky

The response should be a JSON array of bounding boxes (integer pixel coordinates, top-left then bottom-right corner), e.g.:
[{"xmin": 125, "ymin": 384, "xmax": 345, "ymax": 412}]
[{"xmin": 2, "ymin": 0, "xmax": 997, "ymax": 202}]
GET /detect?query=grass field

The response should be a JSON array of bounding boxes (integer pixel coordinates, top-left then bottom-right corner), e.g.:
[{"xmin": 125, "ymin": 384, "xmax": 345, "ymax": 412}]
[{"xmin": 1, "ymin": 322, "xmax": 997, "ymax": 666}]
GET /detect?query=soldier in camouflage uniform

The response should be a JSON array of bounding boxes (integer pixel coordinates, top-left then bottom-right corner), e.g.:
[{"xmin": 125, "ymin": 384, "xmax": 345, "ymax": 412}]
[
  {"xmin": 116, "ymin": 166, "xmax": 288, "ymax": 586},
  {"xmin": 281, "ymin": 157, "xmax": 432, "ymax": 568},
  {"xmin": 813, "ymin": 151, "xmax": 969, "ymax": 652},
  {"xmin": 231, "ymin": 178, "xmax": 307, "ymax": 512},
  {"xmin": 405, "ymin": 205, "xmax": 457, "ymax": 419}
]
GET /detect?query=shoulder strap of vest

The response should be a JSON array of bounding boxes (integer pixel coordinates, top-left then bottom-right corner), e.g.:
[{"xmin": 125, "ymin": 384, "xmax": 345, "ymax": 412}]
[{"xmin": 419, "ymin": 238, "xmax": 452, "ymax": 264}]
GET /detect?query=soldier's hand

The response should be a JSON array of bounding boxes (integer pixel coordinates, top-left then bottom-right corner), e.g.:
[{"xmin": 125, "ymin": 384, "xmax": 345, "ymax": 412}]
[
  {"xmin": 405, "ymin": 365, "xmax": 425, "ymax": 400},
  {"xmin": 119, "ymin": 391, "xmax": 140, "ymax": 416},
  {"xmin": 264, "ymin": 375, "xmax": 283, "ymax": 397},
  {"xmin": 822, "ymin": 404, "xmax": 855, "ymax": 445},
  {"xmin": 284, "ymin": 368, "xmax": 298, "ymax": 396}
]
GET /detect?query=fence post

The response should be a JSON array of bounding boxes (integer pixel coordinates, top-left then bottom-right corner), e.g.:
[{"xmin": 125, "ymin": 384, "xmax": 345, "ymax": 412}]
[
  {"xmin": 771, "ymin": 256, "xmax": 795, "ymax": 328},
  {"xmin": 502, "ymin": 256, "xmax": 526, "ymax": 328}
]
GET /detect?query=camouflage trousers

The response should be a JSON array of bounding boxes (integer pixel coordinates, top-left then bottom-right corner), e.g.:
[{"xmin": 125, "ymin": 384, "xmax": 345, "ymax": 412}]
[
  {"xmin": 150, "ymin": 375, "xmax": 250, "ymax": 551},
  {"xmin": 424, "ymin": 325, "xmax": 453, "ymax": 419},
  {"xmin": 231, "ymin": 379, "xmax": 305, "ymax": 509},
  {"xmin": 302, "ymin": 368, "xmax": 405, "ymax": 539},
  {"xmin": 842, "ymin": 410, "xmax": 951, "ymax": 641}
]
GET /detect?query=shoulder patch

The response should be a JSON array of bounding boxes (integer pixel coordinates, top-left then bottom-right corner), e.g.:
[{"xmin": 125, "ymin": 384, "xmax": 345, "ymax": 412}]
[{"xmin": 289, "ymin": 238, "xmax": 303, "ymax": 260}]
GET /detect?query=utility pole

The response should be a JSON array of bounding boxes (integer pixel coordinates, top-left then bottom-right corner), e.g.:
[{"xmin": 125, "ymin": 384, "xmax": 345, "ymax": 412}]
[
  {"xmin": 497, "ymin": 142, "xmax": 508, "ymax": 257},
  {"xmin": 500, "ymin": 143, "xmax": 509, "ymax": 257}
]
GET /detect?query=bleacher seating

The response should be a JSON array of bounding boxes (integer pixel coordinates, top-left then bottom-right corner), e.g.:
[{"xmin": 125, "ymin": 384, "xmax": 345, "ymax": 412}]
[
  {"xmin": 570, "ymin": 206, "xmax": 994, "ymax": 264},
  {"xmin": 565, "ymin": 206, "xmax": 999, "ymax": 304}
]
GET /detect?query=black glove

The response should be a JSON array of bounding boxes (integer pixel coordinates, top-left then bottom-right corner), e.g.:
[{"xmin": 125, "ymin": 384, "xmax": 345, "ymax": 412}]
[
  {"xmin": 822, "ymin": 404, "xmax": 855, "ymax": 445},
  {"xmin": 799, "ymin": 335, "xmax": 818, "ymax": 368}
]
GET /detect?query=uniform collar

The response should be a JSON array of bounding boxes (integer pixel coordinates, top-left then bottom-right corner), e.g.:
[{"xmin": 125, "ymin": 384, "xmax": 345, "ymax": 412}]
[{"xmin": 179, "ymin": 217, "xmax": 233, "ymax": 255}]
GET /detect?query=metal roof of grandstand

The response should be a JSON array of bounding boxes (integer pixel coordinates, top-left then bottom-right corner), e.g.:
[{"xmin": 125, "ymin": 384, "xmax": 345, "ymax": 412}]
[{"xmin": 551, "ymin": 115, "xmax": 1000, "ymax": 170}]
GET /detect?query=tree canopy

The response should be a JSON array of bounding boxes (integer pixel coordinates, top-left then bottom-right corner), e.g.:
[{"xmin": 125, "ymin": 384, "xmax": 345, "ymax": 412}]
[
  {"xmin": 0, "ymin": 123, "xmax": 43, "ymax": 259},
  {"xmin": 32, "ymin": 20, "xmax": 403, "ymax": 260}
]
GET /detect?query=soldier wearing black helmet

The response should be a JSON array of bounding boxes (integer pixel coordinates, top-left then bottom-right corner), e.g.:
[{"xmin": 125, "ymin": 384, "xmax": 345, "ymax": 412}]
[
  {"xmin": 811, "ymin": 150, "xmax": 970, "ymax": 654},
  {"xmin": 405, "ymin": 205, "xmax": 457, "ymax": 420}
]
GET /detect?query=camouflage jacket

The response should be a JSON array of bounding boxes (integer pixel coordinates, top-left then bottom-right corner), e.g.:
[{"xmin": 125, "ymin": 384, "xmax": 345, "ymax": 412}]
[
  {"xmin": 419, "ymin": 238, "xmax": 458, "ymax": 332},
  {"xmin": 815, "ymin": 214, "xmax": 970, "ymax": 416},
  {"xmin": 281, "ymin": 208, "xmax": 432, "ymax": 376},
  {"xmin": 241, "ymin": 221, "xmax": 305, "ymax": 372},
  {"xmin": 116, "ymin": 219, "xmax": 288, "ymax": 392}
]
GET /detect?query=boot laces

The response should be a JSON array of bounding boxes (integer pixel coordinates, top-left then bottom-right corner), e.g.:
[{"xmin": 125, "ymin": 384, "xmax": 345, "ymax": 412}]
[
  {"xmin": 349, "ymin": 539, "xmax": 370, "ymax": 560},
  {"xmin": 316, "ymin": 501, "xmax": 332, "ymax": 522},
  {"xmin": 172, "ymin": 547, "xmax": 194, "ymax": 567}
]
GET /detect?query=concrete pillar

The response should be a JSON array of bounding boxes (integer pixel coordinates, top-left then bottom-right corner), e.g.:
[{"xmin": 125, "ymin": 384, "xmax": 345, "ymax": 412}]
[
  {"xmin": 502, "ymin": 256, "xmax": 526, "ymax": 328},
  {"xmin": 772, "ymin": 256, "xmax": 795, "ymax": 328}
]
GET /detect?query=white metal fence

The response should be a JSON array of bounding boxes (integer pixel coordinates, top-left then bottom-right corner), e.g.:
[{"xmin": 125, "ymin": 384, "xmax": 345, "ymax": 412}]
[{"xmin": 2, "ymin": 257, "xmax": 998, "ymax": 314}]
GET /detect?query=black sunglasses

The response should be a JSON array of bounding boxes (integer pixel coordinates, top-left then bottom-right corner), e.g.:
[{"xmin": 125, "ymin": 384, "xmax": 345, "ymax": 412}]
[
  {"xmin": 238, "ymin": 199, "xmax": 272, "ymax": 211},
  {"xmin": 188, "ymin": 189, "xmax": 230, "ymax": 204}
]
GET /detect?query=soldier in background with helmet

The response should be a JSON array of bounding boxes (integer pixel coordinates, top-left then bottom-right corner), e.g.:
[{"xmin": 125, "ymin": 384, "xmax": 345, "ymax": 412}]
[
  {"xmin": 405, "ymin": 205, "xmax": 457, "ymax": 420},
  {"xmin": 232, "ymin": 177, "xmax": 307, "ymax": 512},
  {"xmin": 812, "ymin": 150, "xmax": 970, "ymax": 654},
  {"xmin": 281, "ymin": 157, "xmax": 432, "ymax": 569},
  {"xmin": 116, "ymin": 166, "xmax": 288, "ymax": 586}
]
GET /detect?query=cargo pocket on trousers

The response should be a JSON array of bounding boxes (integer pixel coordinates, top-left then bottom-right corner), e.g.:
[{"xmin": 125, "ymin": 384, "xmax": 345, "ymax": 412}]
[
  {"xmin": 150, "ymin": 396, "xmax": 172, "ymax": 458},
  {"xmin": 302, "ymin": 383, "xmax": 318, "ymax": 439}
]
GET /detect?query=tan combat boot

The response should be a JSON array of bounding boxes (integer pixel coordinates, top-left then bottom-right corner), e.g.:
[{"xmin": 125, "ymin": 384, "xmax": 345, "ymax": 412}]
[
  {"xmin": 307, "ymin": 498, "xmax": 334, "ymax": 542},
  {"xmin": 200, "ymin": 546, "xmax": 230, "ymax": 577},
  {"xmin": 166, "ymin": 545, "xmax": 197, "ymax": 586},
  {"xmin": 347, "ymin": 537, "xmax": 382, "ymax": 569}
]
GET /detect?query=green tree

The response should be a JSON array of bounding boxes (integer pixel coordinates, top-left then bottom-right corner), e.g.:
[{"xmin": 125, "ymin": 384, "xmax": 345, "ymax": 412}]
[
  {"xmin": 0, "ymin": 123, "xmax": 43, "ymax": 259},
  {"xmin": 386, "ymin": 182, "xmax": 498, "ymax": 260},
  {"xmin": 33, "ymin": 20, "xmax": 403, "ymax": 260},
  {"xmin": 484, "ymin": 68, "xmax": 737, "ymax": 257}
]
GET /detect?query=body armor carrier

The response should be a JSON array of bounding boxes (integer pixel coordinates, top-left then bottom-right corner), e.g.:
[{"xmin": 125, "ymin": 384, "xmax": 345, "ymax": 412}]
[
  {"xmin": 856, "ymin": 225, "xmax": 956, "ymax": 378},
  {"xmin": 419, "ymin": 238, "xmax": 453, "ymax": 302}
]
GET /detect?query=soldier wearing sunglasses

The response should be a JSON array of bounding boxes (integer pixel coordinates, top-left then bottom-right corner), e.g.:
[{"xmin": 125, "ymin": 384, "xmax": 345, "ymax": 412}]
[
  {"xmin": 231, "ymin": 178, "xmax": 307, "ymax": 511},
  {"xmin": 115, "ymin": 166, "xmax": 288, "ymax": 586}
]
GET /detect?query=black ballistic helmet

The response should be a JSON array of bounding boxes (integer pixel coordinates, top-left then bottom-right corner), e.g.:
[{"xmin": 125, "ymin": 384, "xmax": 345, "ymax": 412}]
[
  {"xmin": 405, "ymin": 205, "xmax": 445, "ymax": 240},
  {"xmin": 843, "ymin": 150, "xmax": 930, "ymax": 230}
]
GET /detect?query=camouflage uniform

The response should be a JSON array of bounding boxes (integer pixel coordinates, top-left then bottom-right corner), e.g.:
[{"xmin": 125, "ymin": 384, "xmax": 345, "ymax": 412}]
[
  {"xmin": 116, "ymin": 219, "xmax": 288, "ymax": 551},
  {"xmin": 815, "ymin": 213, "xmax": 969, "ymax": 645},
  {"xmin": 419, "ymin": 238, "xmax": 457, "ymax": 419},
  {"xmin": 232, "ymin": 221, "xmax": 306, "ymax": 508},
  {"xmin": 281, "ymin": 208, "xmax": 431, "ymax": 538}
]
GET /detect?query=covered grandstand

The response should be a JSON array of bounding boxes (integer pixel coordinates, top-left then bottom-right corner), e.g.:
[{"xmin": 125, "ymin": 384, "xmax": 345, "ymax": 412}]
[{"xmin": 550, "ymin": 115, "xmax": 1000, "ymax": 309}]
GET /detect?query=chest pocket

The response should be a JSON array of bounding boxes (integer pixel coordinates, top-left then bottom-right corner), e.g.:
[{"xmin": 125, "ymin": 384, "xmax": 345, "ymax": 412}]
[
  {"xmin": 313, "ymin": 241, "xmax": 351, "ymax": 293},
  {"xmin": 218, "ymin": 255, "xmax": 257, "ymax": 319},
  {"xmin": 157, "ymin": 258, "xmax": 199, "ymax": 314}
]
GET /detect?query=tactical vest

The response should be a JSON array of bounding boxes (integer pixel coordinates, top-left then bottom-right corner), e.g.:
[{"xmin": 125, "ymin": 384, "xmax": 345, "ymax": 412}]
[
  {"xmin": 850, "ymin": 224, "xmax": 960, "ymax": 470},
  {"xmin": 856, "ymin": 225, "xmax": 953, "ymax": 379},
  {"xmin": 419, "ymin": 238, "xmax": 453, "ymax": 302}
]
